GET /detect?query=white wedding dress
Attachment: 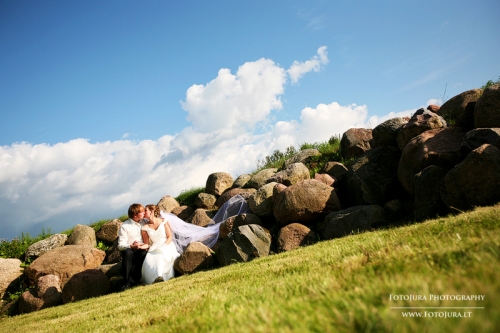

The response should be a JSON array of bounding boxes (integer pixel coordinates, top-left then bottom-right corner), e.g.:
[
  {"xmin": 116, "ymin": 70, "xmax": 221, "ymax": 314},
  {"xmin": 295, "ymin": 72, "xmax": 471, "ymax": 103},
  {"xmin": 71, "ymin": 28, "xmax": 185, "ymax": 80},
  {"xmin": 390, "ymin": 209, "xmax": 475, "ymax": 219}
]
[{"xmin": 141, "ymin": 221, "xmax": 180, "ymax": 285}]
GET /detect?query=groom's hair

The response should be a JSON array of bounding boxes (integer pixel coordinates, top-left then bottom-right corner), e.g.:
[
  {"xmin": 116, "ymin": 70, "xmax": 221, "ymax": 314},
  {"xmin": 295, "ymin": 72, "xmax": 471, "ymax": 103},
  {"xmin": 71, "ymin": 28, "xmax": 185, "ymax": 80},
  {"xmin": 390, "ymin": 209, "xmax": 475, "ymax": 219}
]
[{"xmin": 128, "ymin": 203, "xmax": 145, "ymax": 219}]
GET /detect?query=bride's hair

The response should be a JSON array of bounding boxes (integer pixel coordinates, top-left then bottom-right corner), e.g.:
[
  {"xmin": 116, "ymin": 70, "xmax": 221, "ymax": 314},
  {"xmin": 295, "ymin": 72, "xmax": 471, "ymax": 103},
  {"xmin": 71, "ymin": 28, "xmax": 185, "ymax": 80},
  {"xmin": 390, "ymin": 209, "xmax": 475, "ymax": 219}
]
[{"xmin": 145, "ymin": 204, "xmax": 160, "ymax": 218}]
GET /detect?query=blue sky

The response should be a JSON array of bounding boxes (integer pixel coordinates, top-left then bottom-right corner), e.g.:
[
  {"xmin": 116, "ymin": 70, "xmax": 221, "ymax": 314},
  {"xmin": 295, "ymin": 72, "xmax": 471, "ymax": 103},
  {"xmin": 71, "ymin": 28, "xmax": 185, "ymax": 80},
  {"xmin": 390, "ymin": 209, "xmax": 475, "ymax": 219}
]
[{"xmin": 1, "ymin": 0, "xmax": 499, "ymax": 240}]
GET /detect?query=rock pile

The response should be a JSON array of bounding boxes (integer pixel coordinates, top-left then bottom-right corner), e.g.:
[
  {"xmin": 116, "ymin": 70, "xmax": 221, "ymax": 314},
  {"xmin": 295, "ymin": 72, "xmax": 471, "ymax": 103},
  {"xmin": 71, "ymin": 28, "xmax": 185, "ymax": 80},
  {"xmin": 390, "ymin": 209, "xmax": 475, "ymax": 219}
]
[{"xmin": 2, "ymin": 84, "xmax": 500, "ymax": 315}]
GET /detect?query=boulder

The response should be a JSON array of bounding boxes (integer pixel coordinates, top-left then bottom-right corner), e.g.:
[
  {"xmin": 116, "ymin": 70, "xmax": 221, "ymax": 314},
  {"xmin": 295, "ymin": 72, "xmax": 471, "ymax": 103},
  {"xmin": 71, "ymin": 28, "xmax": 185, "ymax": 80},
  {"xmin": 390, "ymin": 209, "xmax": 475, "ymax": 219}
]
[
  {"xmin": 475, "ymin": 84, "xmax": 500, "ymax": 128},
  {"xmin": 248, "ymin": 182, "xmax": 277, "ymax": 217},
  {"xmin": 171, "ymin": 205, "xmax": 195, "ymax": 221},
  {"xmin": 98, "ymin": 263, "xmax": 122, "ymax": 279},
  {"xmin": 414, "ymin": 165, "xmax": 449, "ymax": 221},
  {"xmin": 282, "ymin": 149, "xmax": 321, "ymax": 169},
  {"xmin": 396, "ymin": 109, "xmax": 447, "ymax": 150},
  {"xmin": 17, "ymin": 290, "xmax": 43, "ymax": 314},
  {"xmin": 317, "ymin": 205, "xmax": 387, "ymax": 240},
  {"xmin": 18, "ymin": 275, "xmax": 62, "ymax": 313},
  {"xmin": 273, "ymin": 179, "xmax": 341, "ymax": 225},
  {"xmin": 187, "ymin": 209, "xmax": 216, "ymax": 227},
  {"xmin": 61, "ymin": 269, "xmax": 110, "ymax": 303},
  {"xmin": 384, "ymin": 199, "xmax": 406, "ymax": 222},
  {"xmin": 24, "ymin": 245, "xmax": 106, "ymax": 288},
  {"xmin": 66, "ymin": 224, "xmax": 96, "ymax": 247},
  {"xmin": 398, "ymin": 127, "xmax": 466, "ymax": 195},
  {"xmin": 174, "ymin": 242, "xmax": 215, "ymax": 274},
  {"xmin": 206, "ymin": 172, "xmax": 234, "ymax": 196},
  {"xmin": 441, "ymin": 144, "xmax": 500, "ymax": 211},
  {"xmin": 340, "ymin": 128, "xmax": 373, "ymax": 160},
  {"xmin": 24, "ymin": 234, "xmax": 67, "ymax": 262},
  {"xmin": 195, "ymin": 193, "xmax": 217, "ymax": 209},
  {"xmin": 216, "ymin": 224, "xmax": 271, "ymax": 266},
  {"xmin": 371, "ymin": 117, "xmax": 408, "ymax": 148},
  {"xmin": 438, "ymin": 89, "xmax": 482, "ymax": 129},
  {"xmin": 427, "ymin": 104, "xmax": 441, "ymax": 113},
  {"xmin": 0, "ymin": 258, "xmax": 22, "ymax": 300},
  {"xmin": 461, "ymin": 128, "xmax": 500, "ymax": 156},
  {"xmin": 1, "ymin": 298, "xmax": 20, "ymax": 317},
  {"xmin": 314, "ymin": 173, "xmax": 335, "ymax": 187},
  {"xmin": 320, "ymin": 161, "xmax": 348, "ymax": 183},
  {"xmin": 346, "ymin": 146, "xmax": 402, "ymax": 206},
  {"xmin": 96, "ymin": 219, "xmax": 122, "ymax": 244},
  {"xmin": 104, "ymin": 239, "xmax": 122, "ymax": 264},
  {"xmin": 276, "ymin": 223, "xmax": 318, "ymax": 253},
  {"xmin": 246, "ymin": 168, "xmax": 277, "ymax": 189},
  {"xmin": 157, "ymin": 195, "xmax": 180, "ymax": 213},
  {"xmin": 219, "ymin": 213, "xmax": 262, "ymax": 239},
  {"xmin": 215, "ymin": 188, "xmax": 255, "ymax": 208},
  {"xmin": 273, "ymin": 183, "xmax": 287, "ymax": 197},
  {"xmin": 233, "ymin": 174, "xmax": 252, "ymax": 188},
  {"xmin": 267, "ymin": 162, "xmax": 310, "ymax": 186}
]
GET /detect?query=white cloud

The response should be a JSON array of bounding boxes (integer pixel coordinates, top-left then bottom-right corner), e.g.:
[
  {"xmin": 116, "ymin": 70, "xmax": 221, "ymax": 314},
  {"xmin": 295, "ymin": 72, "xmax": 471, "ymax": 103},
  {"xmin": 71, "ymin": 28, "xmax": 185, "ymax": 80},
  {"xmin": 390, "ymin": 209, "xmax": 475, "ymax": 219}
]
[
  {"xmin": 287, "ymin": 46, "xmax": 329, "ymax": 84},
  {"xmin": 181, "ymin": 58, "xmax": 286, "ymax": 134}
]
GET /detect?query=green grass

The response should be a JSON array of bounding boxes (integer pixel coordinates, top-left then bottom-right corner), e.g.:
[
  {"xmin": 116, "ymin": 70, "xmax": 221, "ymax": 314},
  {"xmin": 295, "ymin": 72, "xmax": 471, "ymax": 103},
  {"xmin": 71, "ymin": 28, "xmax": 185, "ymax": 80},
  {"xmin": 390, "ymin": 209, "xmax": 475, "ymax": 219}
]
[
  {"xmin": 175, "ymin": 187, "xmax": 206, "ymax": 207},
  {"xmin": 0, "ymin": 229, "xmax": 53, "ymax": 261},
  {"xmin": 2, "ymin": 204, "xmax": 499, "ymax": 332},
  {"xmin": 255, "ymin": 135, "xmax": 346, "ymax": 176}
]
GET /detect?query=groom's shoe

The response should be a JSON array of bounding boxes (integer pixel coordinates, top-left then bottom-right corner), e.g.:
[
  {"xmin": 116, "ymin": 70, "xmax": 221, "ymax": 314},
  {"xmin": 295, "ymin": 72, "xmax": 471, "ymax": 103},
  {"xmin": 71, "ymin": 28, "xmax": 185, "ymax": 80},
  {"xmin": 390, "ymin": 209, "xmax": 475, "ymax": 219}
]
[{"xmin": 120, "ymin": 283, "xmax": 132, "ymax": 292}]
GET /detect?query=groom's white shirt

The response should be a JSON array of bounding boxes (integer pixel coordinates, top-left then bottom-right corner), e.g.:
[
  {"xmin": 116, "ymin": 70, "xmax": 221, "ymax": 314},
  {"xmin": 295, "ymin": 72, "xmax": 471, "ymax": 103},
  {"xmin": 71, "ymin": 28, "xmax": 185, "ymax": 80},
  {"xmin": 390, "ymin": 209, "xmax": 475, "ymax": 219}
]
[{"xmin": 117, "ymin": 218, "xmax": 145, "ymax": 251}]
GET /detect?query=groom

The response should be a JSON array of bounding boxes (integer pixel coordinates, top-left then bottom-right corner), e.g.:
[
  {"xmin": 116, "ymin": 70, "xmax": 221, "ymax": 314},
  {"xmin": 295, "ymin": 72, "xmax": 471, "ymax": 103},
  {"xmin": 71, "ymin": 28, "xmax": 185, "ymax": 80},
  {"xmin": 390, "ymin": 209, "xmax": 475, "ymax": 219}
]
[{"xmin": 117, "ymin": 203, "xmax": 148, "ymax": 291}]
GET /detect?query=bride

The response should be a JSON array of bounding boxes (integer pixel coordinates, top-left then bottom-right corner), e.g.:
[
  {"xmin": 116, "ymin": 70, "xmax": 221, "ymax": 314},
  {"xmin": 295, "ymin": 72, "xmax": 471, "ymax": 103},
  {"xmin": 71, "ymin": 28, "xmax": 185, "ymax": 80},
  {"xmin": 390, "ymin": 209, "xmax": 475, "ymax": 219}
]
[
  {"xmin": 141, "ymin": 194, "xmax": 251, "ymax": 284},
  {"xmin": 141, "ymin": 204, "xmax": 180, "ymax": 284}
]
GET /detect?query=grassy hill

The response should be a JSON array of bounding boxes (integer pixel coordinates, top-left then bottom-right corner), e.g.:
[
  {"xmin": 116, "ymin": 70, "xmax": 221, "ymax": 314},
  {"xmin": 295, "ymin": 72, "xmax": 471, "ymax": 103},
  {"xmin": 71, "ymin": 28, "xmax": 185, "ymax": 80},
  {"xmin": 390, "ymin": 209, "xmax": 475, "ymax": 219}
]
[{"xmin": 1, "ymin": 203, "xmax": 499, "ymax": 332}]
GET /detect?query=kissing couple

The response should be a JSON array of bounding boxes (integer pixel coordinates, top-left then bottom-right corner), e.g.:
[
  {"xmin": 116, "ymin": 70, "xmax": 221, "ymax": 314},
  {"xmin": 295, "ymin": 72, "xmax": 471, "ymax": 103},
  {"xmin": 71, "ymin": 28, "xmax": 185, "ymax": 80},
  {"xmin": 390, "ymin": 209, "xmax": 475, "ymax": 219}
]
[{"xmin": 117, "ymin": 195, "xmax": 250, "ymax": 291}]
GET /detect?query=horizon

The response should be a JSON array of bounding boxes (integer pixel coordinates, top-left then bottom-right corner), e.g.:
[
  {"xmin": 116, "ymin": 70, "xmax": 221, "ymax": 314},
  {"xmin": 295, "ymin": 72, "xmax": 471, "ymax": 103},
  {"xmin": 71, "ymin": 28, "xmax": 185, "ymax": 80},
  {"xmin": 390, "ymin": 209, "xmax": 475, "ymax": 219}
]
[{"xmin": 1, "ymin": 0, "xmax": 499, "ymax": 240}]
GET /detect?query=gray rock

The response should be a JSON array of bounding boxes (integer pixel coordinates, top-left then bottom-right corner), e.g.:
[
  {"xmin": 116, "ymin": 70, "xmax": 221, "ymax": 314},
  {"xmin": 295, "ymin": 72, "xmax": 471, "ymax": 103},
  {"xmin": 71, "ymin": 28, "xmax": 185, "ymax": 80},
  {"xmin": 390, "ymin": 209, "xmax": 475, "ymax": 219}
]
[
  {"xmin": 196, "ymin": 193, "xmax": 217, "ymax": 209},
  {"xmin": 0, "ymin": 258, "xmax": 22, "ymax": 300},
  {"xmin": 66, "ymin": 224, "xmax": 96, "ymax": 247},
  {"xmin": 219, "ymin": 213, "xmax": 262, "ymax": 239},
  {"xmin": 206, "ymin": 172, "xmax": 234, "ymax": 196},
  {"xmin": 268, "ymin": 162, "xmax": 310, "ymax": 186},
  {"xmin": 248, "ymin": 182, "xmax": 277, "ymax": 217},
  {"xmin": 414, "ymin": 165, "xmax": 449, "ymax": 221},
  {"xmin": 282, "ymin": 148, "xmax": 321, "ymax": 169},
  {"xmin": 317, "ymin": 205, "xmax": 386, "ymax": 240},
  {"xmin": 461, "ymin": 128, "xmax": 500, "ymax": 156},
  {"xmin": 347, "ymin": 146, "xmax": 402, "ymax": 206},
  {"xmin": 276, "ymin": 223, "xmax": 318, "ymax": 253},
  {"xmin": 24, "ymin": 233, "xmax": 68, "ymax": 261},
  {"xmin": 441, "ymin": 144, "xmax": 500, "ymax": 211},
  {"xmin": 398, "ymin": 127, "xmax": 465, "ymax": 195},
  {"xmin": 157, "ymin": 195, "xmax": 180, "ymax": 213},
  {"xmin": 233, "ymin": 174, "xmax": 252, "ymax": 188},
  {"xmin": 216, "ymin": 224, "xmax": 271, "ymax": 266},
  {"xmin": 174, "ymin": 242, "xmax": 215, "ymax": 274},
  {"xmin": 340, "ymin": 128, "xmax": 373, "ymax": 160},
  {"xmin": 397, "ymin": 109, "xmax": 447, "ymax": 150},
  {"xmin": 371, "ymin": 117, "xmax": 408, "ymax": 147},
  {"xmin": 96, "ymin": 219, "xmax": 122, "ymax": 244},
  {"xmin": 438, "ymin": 89, "xmax": 482, "ymax": 129},
  {"xmin": 247, "ymin": 168, "xmax": 277, "ymax": 189},
  {"xmin": 24, "ymin": 245, "xmax": 105, "ymax": 288},
  {"xmin": 273, "ymin": 179, "xmax": 341, "ymax": 225},
  {"xmin": 61, "ymin": 269, "xmax": 110, "ymax": 304},
  {"xmin": 475, "ymin": 84, "xmax": 500, "ymax": 128}
]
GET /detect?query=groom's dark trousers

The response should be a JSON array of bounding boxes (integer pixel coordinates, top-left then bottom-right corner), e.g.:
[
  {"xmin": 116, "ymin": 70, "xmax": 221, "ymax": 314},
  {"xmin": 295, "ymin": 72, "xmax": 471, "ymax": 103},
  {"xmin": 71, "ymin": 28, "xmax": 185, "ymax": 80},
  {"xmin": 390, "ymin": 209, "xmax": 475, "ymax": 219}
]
[{"xmin": 121, "ymin": 248, "xmax": 148, "ymax": 286}]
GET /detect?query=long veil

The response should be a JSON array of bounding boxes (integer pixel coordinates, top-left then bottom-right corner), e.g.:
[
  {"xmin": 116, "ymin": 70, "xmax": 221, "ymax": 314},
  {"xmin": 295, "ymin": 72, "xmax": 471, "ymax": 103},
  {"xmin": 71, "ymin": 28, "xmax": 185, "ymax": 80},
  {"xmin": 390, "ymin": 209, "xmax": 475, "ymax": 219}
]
[{"xmin": 160, "ymin": 194, "xmax": 250, "ymax": 254}]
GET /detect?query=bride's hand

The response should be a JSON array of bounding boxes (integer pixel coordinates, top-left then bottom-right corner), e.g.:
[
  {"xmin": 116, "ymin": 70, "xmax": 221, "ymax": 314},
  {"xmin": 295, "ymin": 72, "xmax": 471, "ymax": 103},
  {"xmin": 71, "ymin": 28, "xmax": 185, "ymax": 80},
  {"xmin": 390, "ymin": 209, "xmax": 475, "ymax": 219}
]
[{"xmin": 138, "ymin": 243, "xmax": 149, "ymax": 250}]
